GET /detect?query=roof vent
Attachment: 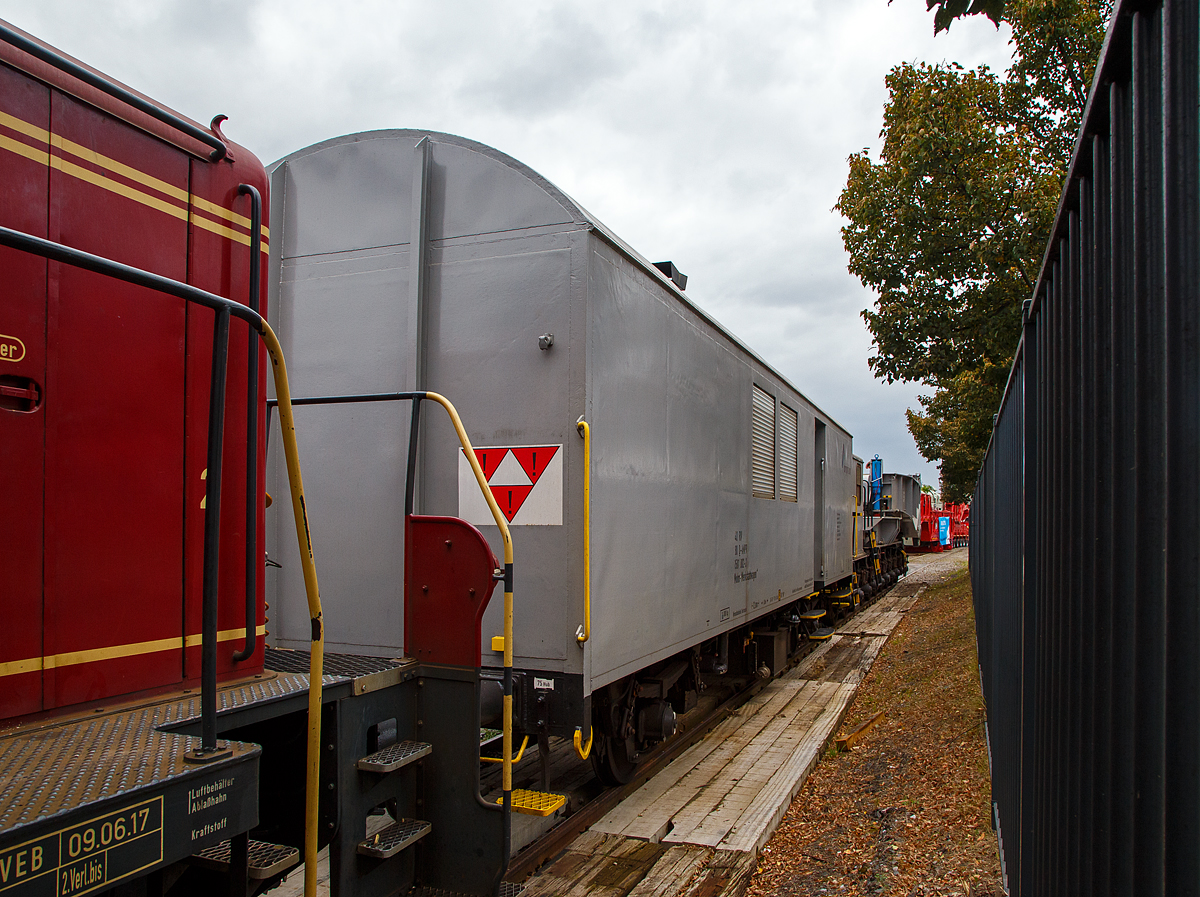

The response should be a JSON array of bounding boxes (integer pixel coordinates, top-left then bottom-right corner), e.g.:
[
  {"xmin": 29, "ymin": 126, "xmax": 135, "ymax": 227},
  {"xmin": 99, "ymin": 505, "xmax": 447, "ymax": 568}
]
[{"xmin": 653, "ymin": 261, "xmax": 687, "ymax": 291}]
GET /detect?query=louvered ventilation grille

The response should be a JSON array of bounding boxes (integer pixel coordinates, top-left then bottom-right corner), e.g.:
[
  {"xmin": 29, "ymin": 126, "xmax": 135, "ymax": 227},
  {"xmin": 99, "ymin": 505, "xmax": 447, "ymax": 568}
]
[
  {"xmin": 751, "ymin": 385, "xmax": 775, "ymax": 499},
  {"xmin": 779, "ymin": 403, "xmax": 798, "ymax": 502}
]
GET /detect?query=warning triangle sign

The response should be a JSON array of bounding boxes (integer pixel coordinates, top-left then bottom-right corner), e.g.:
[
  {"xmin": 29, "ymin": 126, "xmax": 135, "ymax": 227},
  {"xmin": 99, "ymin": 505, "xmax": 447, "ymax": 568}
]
[
  {"xmin": 459, "ymin": 442, "xmax": 564, "ymax": 526},
  {"xmin": 509, "ymin": 445, "xmax": 559, "ymax": 486},
  {"xmin": 490, "ymin": 484, "xmax": 534, "ymax": 522}
]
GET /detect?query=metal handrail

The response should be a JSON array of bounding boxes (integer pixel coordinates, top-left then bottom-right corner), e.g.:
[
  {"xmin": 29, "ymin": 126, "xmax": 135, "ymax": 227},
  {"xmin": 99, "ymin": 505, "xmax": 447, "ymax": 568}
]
[
  {"xmin": 573, "ymin": 418, "xmax": 593, "ymax": 760},
  {"xmin": 265, "ymin": 388, "xmax": 519, "ymax": 861},
  {"xmin": 0, "ymin": 223, "xmax": 325, "ymax": 897},
  {"xmin": 481, "ymin": 735, "xmax": 528, "ymax": 764},
  {"xmin": 575, "ymin": 418, "xmax": 591, "ymax": 645},
  {"xmin": 232, "ymin": 183, "xmax": 262, "ymax": 664}
]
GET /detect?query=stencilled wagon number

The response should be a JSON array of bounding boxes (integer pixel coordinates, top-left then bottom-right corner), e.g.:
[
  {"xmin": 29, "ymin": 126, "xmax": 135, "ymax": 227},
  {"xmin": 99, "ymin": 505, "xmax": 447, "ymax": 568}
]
[{"xmin": 733, "ymin": 531, "xmax": 748, "ymax": 574}]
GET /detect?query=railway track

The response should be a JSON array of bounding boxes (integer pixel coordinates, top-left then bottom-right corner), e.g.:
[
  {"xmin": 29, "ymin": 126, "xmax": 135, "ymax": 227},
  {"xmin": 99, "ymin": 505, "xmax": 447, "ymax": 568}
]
[{"xmin": 493, "ymin": 575, "xmax": 909, "ymax": 884}]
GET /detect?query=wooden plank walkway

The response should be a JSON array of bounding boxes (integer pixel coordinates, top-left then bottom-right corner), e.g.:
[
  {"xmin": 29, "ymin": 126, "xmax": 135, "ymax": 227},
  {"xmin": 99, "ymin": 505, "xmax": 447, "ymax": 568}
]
[{"xmin": 519, "ymin": 552, "xmax": 966, "ymax": 896}]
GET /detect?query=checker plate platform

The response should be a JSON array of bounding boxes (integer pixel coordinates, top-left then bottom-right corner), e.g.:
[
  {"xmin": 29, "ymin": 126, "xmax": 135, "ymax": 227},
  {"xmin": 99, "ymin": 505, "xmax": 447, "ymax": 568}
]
[{"xmin": 0, "ymin": 672, "xmax": 345, "ymax": 893}]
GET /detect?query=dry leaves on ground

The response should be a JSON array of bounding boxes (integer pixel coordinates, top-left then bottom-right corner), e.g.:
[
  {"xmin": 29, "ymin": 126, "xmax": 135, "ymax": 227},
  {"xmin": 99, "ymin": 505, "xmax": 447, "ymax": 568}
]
[{"xmin": 747, "ymin": 562, "xmax": 1003, "ymax": 897}]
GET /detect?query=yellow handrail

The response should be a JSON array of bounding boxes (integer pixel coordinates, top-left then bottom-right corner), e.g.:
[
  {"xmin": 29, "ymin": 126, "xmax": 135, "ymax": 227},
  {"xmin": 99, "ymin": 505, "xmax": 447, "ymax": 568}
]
[
  {"xmin": 575, "ymin": 419, "xmax": 591, "ymax": 645},
  {"xmin": 573, "ymin": 419, "xmax": 593, "ymax": 760},
  {"xmin": 482, "ymin": 735, "xmax": 528, "ymax": 764},
  {"xmin": 421, "ymin": 393, "xmax": 517, "ymax": 801},
  {"xmin": 259, "ymin": 322, "xmax": 323, "ymax": 897}
]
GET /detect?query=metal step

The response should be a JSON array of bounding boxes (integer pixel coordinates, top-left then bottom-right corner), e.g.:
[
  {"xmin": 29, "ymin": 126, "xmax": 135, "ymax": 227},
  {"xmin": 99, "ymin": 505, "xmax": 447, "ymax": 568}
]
[
  {"xmin": 808, "ymin": 626, "xmax": 836, "ymax": 641},
  {"xmin": 797, "ymin": 608, "xmax": 827, "ymax": 620},
  {"xmin": 499, "ymin": 789, "xmax": 567, "ymax": 817},
  {"xmin": 191, "ymin": 839, "xmax": 300, "ymax": 880},
  {"xmin": 357, "ymin": 818, "xmax": 432, "ymax": 859},
  {"xmin": 357, "ymin": 740, "xmax": 432, "ymax": 773}
]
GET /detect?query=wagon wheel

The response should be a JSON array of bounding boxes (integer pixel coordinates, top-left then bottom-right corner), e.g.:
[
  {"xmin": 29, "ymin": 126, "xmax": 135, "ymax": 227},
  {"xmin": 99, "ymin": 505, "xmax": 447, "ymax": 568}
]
[{"xmin": 591, "ymin": 733, "xmax": 638, "ymax": 786}]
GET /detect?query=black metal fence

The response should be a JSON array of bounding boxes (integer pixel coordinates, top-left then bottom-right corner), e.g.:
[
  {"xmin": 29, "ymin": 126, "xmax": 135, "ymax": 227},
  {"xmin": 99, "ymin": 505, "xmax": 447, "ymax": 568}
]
[{"xmin": 970, "ymin": 1, "xmax": 1199, "ymax": 895}]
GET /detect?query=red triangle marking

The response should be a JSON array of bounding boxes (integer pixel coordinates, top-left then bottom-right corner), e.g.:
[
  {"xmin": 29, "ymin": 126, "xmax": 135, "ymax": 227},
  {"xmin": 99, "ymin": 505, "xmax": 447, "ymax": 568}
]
[
  {"xmin": 509, "ymin": 445, "xmax": 559, "ymax": 486},
  {"xmin": 466, "ymin": 447, "xmax": 507, "ymax": 482},
  {"xmin": 490, "ymin": 484, "xmax": 534, "ymax": 522}
]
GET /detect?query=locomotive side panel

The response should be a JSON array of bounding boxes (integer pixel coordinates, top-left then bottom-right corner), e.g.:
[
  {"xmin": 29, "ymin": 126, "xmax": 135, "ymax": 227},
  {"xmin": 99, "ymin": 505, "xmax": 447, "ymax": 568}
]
[
  {"xmin": 44, "ymin": 90, "xmax": 191, "ymax": 707},
  {"xmin": 0, "ymin": 62, "xmax": 50, "ymax": 717},
  {"xmin": 745, "ymin": 374, "xmax": 813, "ymax": 620}
]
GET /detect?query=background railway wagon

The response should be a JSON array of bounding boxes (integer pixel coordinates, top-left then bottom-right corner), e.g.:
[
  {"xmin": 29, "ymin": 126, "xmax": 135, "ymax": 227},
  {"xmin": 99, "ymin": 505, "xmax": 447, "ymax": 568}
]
[{"xmin": 263, "ymin": 129, "xmax": 856, "ymax": 738}]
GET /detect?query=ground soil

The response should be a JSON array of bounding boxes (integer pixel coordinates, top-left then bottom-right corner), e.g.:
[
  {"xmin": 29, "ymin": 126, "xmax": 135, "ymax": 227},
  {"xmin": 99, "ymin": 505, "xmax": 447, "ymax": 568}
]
[{"xmin": 746, "ymin": 555, "xmax": 1004, "ymax": 897}]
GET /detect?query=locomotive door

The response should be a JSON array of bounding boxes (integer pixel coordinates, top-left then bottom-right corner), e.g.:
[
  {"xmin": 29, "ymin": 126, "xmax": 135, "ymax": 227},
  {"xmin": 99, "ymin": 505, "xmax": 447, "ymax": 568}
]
[
  {"xmin": 41, "ymin": 91, "xmax": 190, "ymax": 709},
  {"xmin": 0, "ymin": 65, "xmax": 50, "ymax": 718}
]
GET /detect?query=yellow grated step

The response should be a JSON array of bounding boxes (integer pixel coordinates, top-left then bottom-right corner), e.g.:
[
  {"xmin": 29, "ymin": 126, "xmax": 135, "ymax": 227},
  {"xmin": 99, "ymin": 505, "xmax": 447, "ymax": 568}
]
[{"xmin": 498, "ymin": 789, "xmax": 566, "ymax": 816}]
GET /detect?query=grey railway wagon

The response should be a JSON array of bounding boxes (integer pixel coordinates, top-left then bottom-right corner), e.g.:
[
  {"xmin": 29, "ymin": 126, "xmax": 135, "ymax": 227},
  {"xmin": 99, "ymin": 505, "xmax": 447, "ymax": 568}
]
[
  {"xmin": 881, "ymin": 472, "xmax": 922, "ymax": 541},
  {"xmin": 263, "ymin": 129, "xmax": 855, "ymax": 735}
]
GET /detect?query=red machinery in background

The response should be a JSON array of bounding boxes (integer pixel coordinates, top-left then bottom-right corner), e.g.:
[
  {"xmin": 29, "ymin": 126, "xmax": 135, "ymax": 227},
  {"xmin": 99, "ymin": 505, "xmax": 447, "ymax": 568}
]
[
  {"xmin": 945, "ymin": 502, "xmax": 970, "ymax": 548},
  {"xmin": 909, "ymin": 494, "xmax": 969, "ymax": 552}
]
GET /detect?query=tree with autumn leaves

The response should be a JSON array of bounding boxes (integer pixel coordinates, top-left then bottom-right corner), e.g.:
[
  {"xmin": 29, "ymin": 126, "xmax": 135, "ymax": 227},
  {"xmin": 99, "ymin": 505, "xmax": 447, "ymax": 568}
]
[{"xmin": 837, "ymin": 0, "xmax": 1111, "ymax": 501}]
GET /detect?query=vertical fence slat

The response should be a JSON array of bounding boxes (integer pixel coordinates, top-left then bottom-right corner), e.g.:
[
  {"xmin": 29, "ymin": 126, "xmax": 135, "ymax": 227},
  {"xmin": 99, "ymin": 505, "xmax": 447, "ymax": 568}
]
[{"xmin": 1161, "ymin": 2, "xmax": 1200, "ymax": 893}]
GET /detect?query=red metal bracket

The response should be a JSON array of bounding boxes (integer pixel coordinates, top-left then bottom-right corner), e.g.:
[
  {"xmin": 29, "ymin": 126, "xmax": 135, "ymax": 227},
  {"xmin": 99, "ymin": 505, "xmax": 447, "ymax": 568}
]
[{"xmin": 404, "ymin": 515, "xmax": 499, "ymax": 667}]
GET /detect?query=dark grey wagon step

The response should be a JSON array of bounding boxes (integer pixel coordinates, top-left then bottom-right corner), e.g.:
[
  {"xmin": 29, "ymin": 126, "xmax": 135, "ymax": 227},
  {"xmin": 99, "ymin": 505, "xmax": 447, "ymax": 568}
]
[
  {"xmin": 357, "ymin": 740, "xmax": 432, "ymax": 773},
  {"xmin": 808, "ymin": 626, "xmax": 836, "ymax": 641},
  {"xmin": 191, "ymin": 839, "xmax": 300, "ymax": 879},
  {"xmin": 358, "ymin": 818, "xmax": 432, "ymax": 858}
]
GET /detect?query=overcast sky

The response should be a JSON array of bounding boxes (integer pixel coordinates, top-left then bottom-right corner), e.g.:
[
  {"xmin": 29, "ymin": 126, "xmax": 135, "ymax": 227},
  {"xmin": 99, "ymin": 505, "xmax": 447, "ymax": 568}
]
[{"xmin": 3, "ymin": 0, "xmax": 1017, "ymax": 488}]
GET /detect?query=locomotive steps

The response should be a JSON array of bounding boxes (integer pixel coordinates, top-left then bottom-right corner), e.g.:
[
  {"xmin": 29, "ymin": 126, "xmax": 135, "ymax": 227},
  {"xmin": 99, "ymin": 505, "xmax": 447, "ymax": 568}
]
[{"xmin": 514, "ymin": 551, "xmax": 966, "ymax": 897}]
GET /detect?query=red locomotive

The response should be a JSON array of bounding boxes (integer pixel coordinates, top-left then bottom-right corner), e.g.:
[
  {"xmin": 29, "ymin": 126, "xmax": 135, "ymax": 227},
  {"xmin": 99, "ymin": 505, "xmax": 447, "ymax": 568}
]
[{"xmin": 0, "ymin": 22, "xmax": 270, "ymax": 719}]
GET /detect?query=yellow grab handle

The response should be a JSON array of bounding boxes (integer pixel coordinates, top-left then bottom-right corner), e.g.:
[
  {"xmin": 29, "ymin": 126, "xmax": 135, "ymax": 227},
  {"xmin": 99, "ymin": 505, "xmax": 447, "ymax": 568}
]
[
  {"xmin": 573, "ymin": 726, "xmax": 593, "ymax": 760},
  {"xmin": 260, "ymin": 322, "xmax": 323, "ymax": 897},
  {"xmin": 573, "ymin": 419, "xmax": 594, "ymax": 760},
  {"xmin": 576, "ymin": 419, "xmax": 591, "ymax": 644},
  {"xmin": 481, "ymin": 735, "xmax": 528, "ymax": 764}
]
